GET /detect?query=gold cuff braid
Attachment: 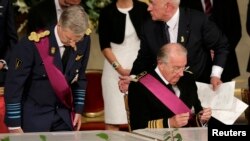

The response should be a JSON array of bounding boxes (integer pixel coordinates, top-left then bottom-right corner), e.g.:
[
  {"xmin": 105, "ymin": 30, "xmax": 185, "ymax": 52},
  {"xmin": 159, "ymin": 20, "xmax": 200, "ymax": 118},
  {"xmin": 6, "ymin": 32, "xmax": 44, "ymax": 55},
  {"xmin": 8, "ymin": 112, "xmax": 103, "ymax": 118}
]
[{"xmin": 147, "ymin": 119, "xmax": 164, "ymax": 128}]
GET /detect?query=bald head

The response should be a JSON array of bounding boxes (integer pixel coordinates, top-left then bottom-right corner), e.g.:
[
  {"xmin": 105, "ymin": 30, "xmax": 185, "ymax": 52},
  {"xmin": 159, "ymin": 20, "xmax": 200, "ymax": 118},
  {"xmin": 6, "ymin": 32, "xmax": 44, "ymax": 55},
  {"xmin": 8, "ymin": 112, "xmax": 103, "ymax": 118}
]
[
  {"xmin": 157, "ymin": 43, "xmax": 187, "ymax": 64},
  {"xmin": 157, "ymin": 43, "xmax": 187, "ymax": 84}
]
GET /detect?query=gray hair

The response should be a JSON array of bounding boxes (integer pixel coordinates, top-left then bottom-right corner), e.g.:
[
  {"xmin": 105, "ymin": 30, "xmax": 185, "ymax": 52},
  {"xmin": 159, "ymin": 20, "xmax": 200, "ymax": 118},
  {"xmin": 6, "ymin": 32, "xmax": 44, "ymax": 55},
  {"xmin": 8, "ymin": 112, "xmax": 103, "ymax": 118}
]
[
  {"xmin": 172, "ymin": 0, "xmax": 180, "ymax": 6},
  {"xmin": 59, "ymin": 5, "xmax": 89, "ymax": 35},
  {"xmin": 164, "ymin": 0, "xmax": 180, "ymax": 6},
  {"xmin": 157, "ymin": 43, "xmax": 187, "ymax": 64}
]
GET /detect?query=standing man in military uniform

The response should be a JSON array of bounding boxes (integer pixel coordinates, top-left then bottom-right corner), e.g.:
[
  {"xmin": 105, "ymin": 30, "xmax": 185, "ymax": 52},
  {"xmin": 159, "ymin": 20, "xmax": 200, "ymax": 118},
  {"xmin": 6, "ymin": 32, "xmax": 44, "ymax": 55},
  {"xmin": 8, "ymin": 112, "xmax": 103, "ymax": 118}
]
[{"xmin": 4, "ymin": 5, "xmax": 91, "ymax": 133}]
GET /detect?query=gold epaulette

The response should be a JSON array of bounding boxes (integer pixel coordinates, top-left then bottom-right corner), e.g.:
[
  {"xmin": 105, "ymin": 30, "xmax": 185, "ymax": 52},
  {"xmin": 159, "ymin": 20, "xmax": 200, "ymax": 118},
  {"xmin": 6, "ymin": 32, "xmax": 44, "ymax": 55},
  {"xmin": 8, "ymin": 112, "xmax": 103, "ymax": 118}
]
[
  {"xmin": 131, "ymin": 71, "xmax": 147, "ymax": 82},
  {"xmin": 85, "ymin": 19, "xmax": 93, "ymax": 35},
  {"xmin": 28, "ymin": 30, "xmax": 50, "ymax": 42},
  {"xmin": 85, "ymin": 28, "xmax": 92, "ymax": 35}
]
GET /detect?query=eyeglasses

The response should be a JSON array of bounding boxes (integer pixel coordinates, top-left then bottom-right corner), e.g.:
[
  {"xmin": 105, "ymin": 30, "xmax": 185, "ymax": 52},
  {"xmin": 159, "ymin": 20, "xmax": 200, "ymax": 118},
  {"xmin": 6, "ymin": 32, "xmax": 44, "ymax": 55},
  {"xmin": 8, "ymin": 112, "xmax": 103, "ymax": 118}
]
[
  {"xmin": 171, "ymin": 66, "xmax": 188, "ymax": 74},
  {"xmin": 63, "ymin": 31, "xmax": 84, "ymax": 43},
  {"xmin": 165, "ymin": 63, "xmax": 190, "ymax": 74}
]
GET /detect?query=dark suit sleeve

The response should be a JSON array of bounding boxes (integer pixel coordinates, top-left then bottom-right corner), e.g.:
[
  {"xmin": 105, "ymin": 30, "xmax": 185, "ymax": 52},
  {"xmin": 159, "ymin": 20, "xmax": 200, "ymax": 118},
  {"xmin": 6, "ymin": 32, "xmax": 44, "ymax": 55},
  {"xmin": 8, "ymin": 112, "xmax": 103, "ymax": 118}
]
[
  {"xmin": 4, "ymin": 37, "xmax": 35, "ymax": 127},
  {"xmin": 72, "ymin": 35, "xmax": 91, "ymax": 114},
  {"xmin": 202, "ymin": 16, "xmax": 229, "ymax": 68},
  {"xmin": 130, "ymin": 22, "xmax": 157, "ymax": 75}
]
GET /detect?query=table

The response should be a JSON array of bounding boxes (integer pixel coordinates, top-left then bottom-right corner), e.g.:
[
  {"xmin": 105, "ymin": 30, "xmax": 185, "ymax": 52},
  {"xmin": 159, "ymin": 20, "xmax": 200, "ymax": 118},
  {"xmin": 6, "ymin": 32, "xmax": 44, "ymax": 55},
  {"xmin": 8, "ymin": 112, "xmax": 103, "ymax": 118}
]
[
  {"xmin": 0, "ymin": 127, "xmax": 208, "ymax": 141},
  {"xmin": 0, "ymin": 130, "xmax": 154, "ymax": 141}
]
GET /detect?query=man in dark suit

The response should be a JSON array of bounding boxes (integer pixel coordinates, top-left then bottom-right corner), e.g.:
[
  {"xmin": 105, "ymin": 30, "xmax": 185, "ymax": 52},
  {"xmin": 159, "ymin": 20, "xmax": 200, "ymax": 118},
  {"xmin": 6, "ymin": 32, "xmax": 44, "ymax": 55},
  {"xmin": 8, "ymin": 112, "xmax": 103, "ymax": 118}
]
[
  {"xmin": 4, "ymin": 5, "xmax": 91, "ymax": 133},
  {"xmin": 128, "ymin": 43, "xmax": 211, "ymax": 130},
  {"xmin": 0, "ymin": 0, "xmax": 18, "ymax": 133},
  {"xmin": 27, "ymin": 0, "xmax": 82, "ymax": 33},
  {"xmin": 127, "ymin": 0, "xmax": 229, "ymax": 90},
  {"xmin": 118, "ymin": 0, "xmax": 228, "ymax": 127},
  {"xmin": 180, "ymin": 0, "xmax": 242, "ymax": 82}
]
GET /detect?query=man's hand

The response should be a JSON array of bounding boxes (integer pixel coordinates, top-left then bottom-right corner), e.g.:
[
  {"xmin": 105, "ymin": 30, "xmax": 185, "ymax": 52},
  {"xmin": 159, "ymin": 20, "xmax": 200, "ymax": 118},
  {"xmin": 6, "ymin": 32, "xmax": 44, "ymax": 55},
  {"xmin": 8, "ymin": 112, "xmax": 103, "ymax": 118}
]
[
  {"xmin": 9, "ymin": 127, "xmax": 24, "ymax": 133},
  {"xmin": 169, "ymin": 112, "xmax": 190, "ymax": 128},
  {"xmin": 210, "ymin": 76, "xmax": 222, "ymax": 91},
  {"xmin": 199, "ymin": 107, "xmax": 212, "ymax": 124},
  {"xmin": 118, "ymin": 76, "xmax": 132, "ymax": 93},
  {"xmin": 73, "ymin": 113, "xmax": 82, "ymax": 131}
]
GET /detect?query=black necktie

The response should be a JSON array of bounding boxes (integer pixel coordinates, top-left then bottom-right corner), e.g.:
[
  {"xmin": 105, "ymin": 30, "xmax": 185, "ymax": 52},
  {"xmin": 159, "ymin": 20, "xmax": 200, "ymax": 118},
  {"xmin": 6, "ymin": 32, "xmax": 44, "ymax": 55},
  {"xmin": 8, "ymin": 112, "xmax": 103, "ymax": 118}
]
[
  {"xmin": 167, "ymin": 84, "xmax": 175, "ymax": 94},
  {"xmin": 165, "ymin": 24, "xmax": 170, "ymax": 43},
  {"xmin": 62, "ymin": 46, "xmax": 71, "ymax": 72}
]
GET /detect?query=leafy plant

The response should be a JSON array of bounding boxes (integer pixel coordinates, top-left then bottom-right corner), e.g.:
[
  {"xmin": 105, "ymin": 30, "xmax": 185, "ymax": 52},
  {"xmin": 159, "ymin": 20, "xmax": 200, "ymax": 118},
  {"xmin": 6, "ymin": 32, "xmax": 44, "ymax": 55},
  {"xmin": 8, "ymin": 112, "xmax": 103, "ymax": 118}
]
[
  {"xmin": 83, "ymin": 0, "xmax": 112, "ymax": 30},
  {"xmin": 96, "ymin": 133, "xmax": 109, "ymax": 141},
  {"xmin": 39, "ymin": 135, "xmax": 46, "ymax": 141},
  {"xmin": 164, "ymin": 128, "xmax": 182, "ymax": 141},
  {"xmin": 0, "ymin": 136, "xmax": 10, "ymax": 141}
]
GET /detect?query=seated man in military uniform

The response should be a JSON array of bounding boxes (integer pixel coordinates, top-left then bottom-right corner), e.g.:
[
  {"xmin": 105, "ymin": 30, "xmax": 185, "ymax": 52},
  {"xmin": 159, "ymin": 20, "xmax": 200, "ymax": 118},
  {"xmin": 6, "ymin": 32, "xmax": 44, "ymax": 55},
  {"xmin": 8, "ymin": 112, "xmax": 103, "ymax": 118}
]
[{"xmin": 128, "ymin": 43, "xmax": 212, "ymax": 130}]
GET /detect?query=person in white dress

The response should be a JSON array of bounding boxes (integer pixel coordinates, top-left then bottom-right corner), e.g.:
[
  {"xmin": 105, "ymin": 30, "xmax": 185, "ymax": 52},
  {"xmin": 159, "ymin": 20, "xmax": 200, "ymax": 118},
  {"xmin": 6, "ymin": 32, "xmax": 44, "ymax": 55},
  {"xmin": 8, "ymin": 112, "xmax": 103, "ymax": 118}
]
[{"xmin": 98, "ymin": 0, "xmax": 150, "ymax": 130}]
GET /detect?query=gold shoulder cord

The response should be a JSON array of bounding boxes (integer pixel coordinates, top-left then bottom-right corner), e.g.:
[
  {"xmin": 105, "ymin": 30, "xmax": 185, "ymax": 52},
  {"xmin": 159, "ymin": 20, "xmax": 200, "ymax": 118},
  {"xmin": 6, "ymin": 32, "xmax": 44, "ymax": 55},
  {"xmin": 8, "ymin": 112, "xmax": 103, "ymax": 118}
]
[{"xmin": 28, "ymin": 30, "xmax": 50, "ymax": 42}]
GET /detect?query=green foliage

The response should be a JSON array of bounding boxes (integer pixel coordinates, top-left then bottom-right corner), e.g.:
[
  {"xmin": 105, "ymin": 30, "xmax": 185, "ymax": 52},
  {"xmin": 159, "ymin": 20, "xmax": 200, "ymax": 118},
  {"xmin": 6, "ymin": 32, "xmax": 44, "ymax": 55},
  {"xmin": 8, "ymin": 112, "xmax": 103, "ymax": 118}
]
[
  {"xmin": 83, "ymin": 0, "xmax": 112, "ymax": 30},
  {"xmin": 0, "ymin": 137, "xmax": 10, "ymax": 141},
  {"xmin": 164, "ymin": 128, "xmax": 182, "ymax": 141},
  {"xmin": 174, "ymin": 133, "xmax": 182, "ymax": 141},
  {"xmin": 39, "ymin": 135, "xmax": 46, "ymax": 141},
  {"xmin": 96, "ymin": 133, "xmax": 109, "ymax": 141}
]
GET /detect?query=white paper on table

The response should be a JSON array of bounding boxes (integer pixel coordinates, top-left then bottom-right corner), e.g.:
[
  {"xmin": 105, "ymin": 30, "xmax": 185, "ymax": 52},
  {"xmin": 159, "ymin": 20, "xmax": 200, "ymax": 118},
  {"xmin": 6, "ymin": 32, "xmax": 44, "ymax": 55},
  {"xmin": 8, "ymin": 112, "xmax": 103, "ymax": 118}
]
[
  {"xmin": 212, "ymin": 97, "xmax": 248, "ymax": 125},
  {"xmin": 196, "ymin": 81, "xmax": 235, "ymax": 110}
]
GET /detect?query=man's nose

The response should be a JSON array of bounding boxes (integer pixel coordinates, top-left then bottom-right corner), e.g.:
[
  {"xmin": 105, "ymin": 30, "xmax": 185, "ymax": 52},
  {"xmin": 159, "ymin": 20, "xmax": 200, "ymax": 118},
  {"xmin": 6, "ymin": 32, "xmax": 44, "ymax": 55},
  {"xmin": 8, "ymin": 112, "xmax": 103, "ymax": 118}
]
[
  {"xmin": 177, "ymin": 70, "xmax": 184, "ymax": 76},
  {"xmin": 147, "ymin": 4, "xmax": 152, "ymax": 11}
]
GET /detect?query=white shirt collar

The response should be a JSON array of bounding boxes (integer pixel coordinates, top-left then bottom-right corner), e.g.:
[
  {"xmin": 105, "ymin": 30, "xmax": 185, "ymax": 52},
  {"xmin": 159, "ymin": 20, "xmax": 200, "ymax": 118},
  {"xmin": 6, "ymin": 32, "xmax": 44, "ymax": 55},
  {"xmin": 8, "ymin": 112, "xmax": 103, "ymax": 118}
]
[
  {"xmin": 166, "ymin": 8, "xmax": 179, "ymax": 30},
  {"xmin": 54, "ymin": 25, "xmax": 64, "ymax": 47},
  {"xmin": 155, "ymin": 67, "xmax": 170, "ymax": 85}
]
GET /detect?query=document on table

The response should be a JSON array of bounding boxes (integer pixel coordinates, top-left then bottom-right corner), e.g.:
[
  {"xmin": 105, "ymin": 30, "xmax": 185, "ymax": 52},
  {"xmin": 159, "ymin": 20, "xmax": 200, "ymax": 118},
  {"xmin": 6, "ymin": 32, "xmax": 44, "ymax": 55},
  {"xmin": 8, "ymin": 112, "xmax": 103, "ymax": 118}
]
[{"xmin": 196, "ymin": 81, "xmax": 248, "ymax": 125}]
